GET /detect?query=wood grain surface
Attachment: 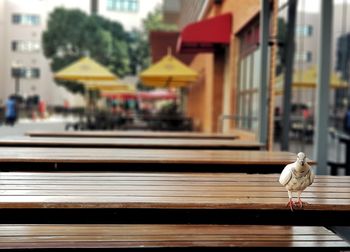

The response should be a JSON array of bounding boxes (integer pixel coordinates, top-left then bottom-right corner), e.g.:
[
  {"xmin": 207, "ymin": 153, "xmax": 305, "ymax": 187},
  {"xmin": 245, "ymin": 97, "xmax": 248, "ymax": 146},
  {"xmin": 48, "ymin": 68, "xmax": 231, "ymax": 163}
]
[
  {"xmin": 0, "ymin": 172, "xmax": 345, "ymax": 211},
  {"xmin": 0, "ymin": 147, "xmax": 306, "ymax": 165},
  {"xmin": 26, "ymin": 130, "xmax": 238, "ymax": 140},
  {"xmin": 0, "ymin": 137, "xmax": 264, "ymax": 150},
  {"xmin": 0, "ymin": 224, "xmax": 346, "ymax": 248}
]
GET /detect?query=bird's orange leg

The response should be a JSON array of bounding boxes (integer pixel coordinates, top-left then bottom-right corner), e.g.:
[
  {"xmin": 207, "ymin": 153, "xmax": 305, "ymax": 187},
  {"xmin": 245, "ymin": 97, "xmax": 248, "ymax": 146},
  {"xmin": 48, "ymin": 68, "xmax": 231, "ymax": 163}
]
[
  {"xmin": 287, "ymin": 191, "xmax": 295, "ymax": 211},
  {"xmin": 297, "ymin": 191, "xmax": 303, "ymax": 208},
  {"xmin": 287, "ymin": 199, "xmax": 294, "ymax": 211}
]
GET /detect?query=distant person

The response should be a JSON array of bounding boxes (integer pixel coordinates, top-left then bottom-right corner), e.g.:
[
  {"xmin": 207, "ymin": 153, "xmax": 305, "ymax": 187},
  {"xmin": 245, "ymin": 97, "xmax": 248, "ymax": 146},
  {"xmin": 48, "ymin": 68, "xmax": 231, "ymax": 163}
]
[
  {"xmin": 344, "ymin": 106, "xmax": 350, "ymax": 134},
  {"xmin": 302, "ymin": 107, "xmax": 310, "ymax": 120},
  {"xmin": 5, "ymin": 97, "xmax": 17, "ymax": 126},
  {"xmin": 38, "ymin": 100, "xmax": 46, "ymax": 119},
  {"xmin": 111, "ymin": 99, "xmax": 118, "ymax": 114},
  {"xmin": 274, "ymin": 107, "xmax": 281, "ymax": 117},
  {"xmin": 63, "ymin": 99, "xmax": 69, "ymax": 116}
]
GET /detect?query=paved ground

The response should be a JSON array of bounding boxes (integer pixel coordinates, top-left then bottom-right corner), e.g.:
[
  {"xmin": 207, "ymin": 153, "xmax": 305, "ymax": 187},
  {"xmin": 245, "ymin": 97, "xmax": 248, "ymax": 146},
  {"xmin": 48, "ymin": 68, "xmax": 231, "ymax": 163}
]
[
  {"xmin": 0, "ymin": 121, "xmax": 65, "ymax": 138},
  {"xmin": 0, "ymin": 115, "xmax": 75, "ymax": 138}
]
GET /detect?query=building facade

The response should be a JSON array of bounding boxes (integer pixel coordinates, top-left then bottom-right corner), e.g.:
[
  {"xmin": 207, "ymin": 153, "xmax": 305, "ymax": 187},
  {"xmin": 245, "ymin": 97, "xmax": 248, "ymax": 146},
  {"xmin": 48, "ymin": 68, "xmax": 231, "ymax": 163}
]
[
  {"xmin": 0, "ymin": 0, "xmax": 161, "ymax": 107},
  {"xmin": 98, "ymin": 0, "xmax": 162, "ymax": 31},
  {"xmin": 162, "ymin": 0, "xmax": 350, "ymax": 137},
  {"xmin": 163, "ymin": 0, "xmax": 268, "ymax": 138}
]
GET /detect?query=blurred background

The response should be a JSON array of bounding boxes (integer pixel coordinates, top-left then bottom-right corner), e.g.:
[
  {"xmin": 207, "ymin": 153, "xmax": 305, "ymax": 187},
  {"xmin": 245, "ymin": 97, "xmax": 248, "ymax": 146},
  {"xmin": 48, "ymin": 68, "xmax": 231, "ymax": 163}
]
[{"xmin": 0, "ymin": 0, "xmax": 349, "ymax": 174}]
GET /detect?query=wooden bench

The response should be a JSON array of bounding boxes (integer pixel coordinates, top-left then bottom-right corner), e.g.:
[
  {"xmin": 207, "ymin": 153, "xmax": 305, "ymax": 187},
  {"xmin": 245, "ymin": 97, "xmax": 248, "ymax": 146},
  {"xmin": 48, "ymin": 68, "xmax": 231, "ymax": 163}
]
[
  {"xmin": 26, "ymin": 130, "xmax": 238, "ymax": 140},
  {"xmin": 0, "ymin": 224, "xmax": 347, "ymax": 249},
  {"xmin": 26, "ymin": 130, "xmax": 237, "ymax": 139},
  {"xmin": 0, "ymin": 172, "xmax": 348, "ymax": 250},
  {"xmin": 0, "ymin": 137, "xmax": 264, "ymax": 150},
  {"xmin": 0, "ymin": 172, "xmax": 346, "ymax": 226},
  {"xmin": 0, "ymin": 148, "xmax": 309, "ymax": 172},
  {"xmin": 26, "ymin": 130, "xmax": 239, "ymax": 140}
]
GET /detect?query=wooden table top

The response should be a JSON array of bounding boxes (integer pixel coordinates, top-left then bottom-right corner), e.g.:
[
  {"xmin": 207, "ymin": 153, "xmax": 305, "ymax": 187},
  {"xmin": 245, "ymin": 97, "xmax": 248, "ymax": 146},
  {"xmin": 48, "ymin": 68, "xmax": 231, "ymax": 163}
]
[
  {"xmin": 0, "ymin": 172, "xmax": 345, "ymax": 211},
  {"xmin": 0, "ymin": 224, "xmax": 347, "ymax": 248},
  {"xmin": 0, "ymin": 137, "xmax": 264, "ymax": 150},
  {"xmin": 0, "ymin": 147, "xmax": 304, "ymax": 166},
  {"xmin": 26, "ymin": 130, "xmax": 238, "ymax": 140}
]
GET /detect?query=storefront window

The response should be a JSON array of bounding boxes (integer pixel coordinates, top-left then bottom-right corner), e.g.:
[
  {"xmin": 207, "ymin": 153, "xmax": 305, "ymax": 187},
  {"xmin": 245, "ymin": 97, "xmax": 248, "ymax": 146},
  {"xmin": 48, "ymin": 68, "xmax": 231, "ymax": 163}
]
[
  {"xmin": 235, "ymin": 16, "xmax": 261, "ymax": 133},
  {"xmin": 236, "ymin": 29, "xmax": 260, "ymax": 134}
]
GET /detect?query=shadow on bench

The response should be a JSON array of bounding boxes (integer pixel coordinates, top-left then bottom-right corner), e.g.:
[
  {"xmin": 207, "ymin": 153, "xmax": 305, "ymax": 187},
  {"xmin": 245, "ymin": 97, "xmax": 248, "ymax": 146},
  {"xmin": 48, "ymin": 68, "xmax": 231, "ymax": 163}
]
[{"xmin": 0, "ymin": 224, "xmax": 348, "ymax": 250}]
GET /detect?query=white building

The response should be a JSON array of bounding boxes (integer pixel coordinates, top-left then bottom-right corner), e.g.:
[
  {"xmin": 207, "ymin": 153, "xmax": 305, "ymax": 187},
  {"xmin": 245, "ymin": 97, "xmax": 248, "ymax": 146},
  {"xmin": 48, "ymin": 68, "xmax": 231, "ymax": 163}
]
[
  {"xmin": 0, "ymin": 0, "xmax": 161, "ymax": 107},
  {"xmin": 98, "ymin": 0, "xmax": 162, "ymax": 31}
]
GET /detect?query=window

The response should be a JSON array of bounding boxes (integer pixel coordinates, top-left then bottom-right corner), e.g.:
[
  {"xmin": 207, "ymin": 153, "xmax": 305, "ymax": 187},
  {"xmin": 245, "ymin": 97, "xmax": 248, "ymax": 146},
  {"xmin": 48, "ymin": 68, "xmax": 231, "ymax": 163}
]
[
  {"xmin": 295, "ymin": 51, "xmax": 312, "ymax": 62},
  {"xmin": 11, "ymin": 67, "xmax": 40, "ymax": 79},
  {"xmin": 27, "ymin": 68, "xmax": 40, "ymax": 78},
  {"xmin": 12, "ymin": 14, "xmax": 40, "ymax": 25},
  {"xmin": 296, "ymin": 25, "xmax": 313, "ymax": 37},
  {"xmin": 236, "ymin": 20, "xmax": 260, "ymax": 134},
  {"xmin": 12, "ymin": 41, "xmax": 40, "ymax": 52},
  {"xmin": 107, "ymin": 0, "xmax": 138, "ymax": 12},
  {"xmin": 239, "ymin": 23, "xmax": 259, "ymax": 57},
  {"xmin": 236, "ymin": 49, "xmax": 260, "ymax": 132}
]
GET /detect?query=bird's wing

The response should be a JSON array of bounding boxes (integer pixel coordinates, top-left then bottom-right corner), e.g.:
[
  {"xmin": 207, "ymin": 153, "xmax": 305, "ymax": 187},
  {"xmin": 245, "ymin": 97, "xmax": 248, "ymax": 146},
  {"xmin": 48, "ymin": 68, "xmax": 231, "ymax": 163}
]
[
  {"xmin": 309, "ymin": 166, "xmax": 315, "ymax": 185},
  {"xmin": 279, "ymin": 164, "xmax": 293, "ymax": 186}
]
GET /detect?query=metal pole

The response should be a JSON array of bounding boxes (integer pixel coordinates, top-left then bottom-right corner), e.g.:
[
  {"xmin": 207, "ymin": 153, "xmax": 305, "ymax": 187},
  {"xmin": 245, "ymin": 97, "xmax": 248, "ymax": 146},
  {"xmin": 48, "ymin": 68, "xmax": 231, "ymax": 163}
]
[
  {"xmin": 259, "ymin": 0, "xmax": 270, "ymax": 145},
  {"xmin": 281, "ymin": 0, "xmax": 298, "ymax": 151},
  {"xmin": 313, "ymin": 0, "xmax": 333, "ymax": 175}
]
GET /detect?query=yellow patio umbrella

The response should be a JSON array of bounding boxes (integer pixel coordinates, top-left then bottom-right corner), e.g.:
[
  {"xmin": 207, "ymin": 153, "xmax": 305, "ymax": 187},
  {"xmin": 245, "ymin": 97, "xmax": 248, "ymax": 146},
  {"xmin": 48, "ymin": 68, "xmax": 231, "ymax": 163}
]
[
  {"xmin": 140, "ymin": 51, "xmax": 198, "ymax": 88},
  {"xmin": 99, "ymin": 84, "xmax": 135, "ymax": 93},
  {"xmin": 275, "ymin": 65, "xmax": 348, "ymax": 95},
  {"xmin": 101, "ymin": 85, "xmax": 136, "ymax": 94},
  {"xmin": 54, "ymin": 56, "xmax": 117, "ymax": 81}
]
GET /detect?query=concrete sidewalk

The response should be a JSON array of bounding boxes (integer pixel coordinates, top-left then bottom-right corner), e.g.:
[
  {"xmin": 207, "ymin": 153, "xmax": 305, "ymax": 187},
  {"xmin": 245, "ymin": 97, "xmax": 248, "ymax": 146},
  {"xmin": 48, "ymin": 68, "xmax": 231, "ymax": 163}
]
[{"xmin": 0, "ymin": 115, "xmax": 76, "ymax": 138}]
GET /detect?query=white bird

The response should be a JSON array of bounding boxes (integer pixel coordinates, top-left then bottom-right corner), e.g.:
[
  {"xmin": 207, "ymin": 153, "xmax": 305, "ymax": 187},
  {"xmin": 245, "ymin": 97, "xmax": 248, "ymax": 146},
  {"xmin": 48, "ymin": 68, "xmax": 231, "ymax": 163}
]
[{"xmin": 279, "ymin": 152, "xmax": 315, "ymax": 211}]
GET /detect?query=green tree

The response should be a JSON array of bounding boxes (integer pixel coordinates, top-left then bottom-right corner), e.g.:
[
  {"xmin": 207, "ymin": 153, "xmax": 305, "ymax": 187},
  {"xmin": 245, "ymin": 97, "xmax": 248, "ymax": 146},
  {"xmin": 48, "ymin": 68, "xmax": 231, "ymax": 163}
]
[
  {"xmin": 42, "ymin": 8, "xmax": 130, "ymax": 94},
  {"xmin": 142, "ymin": 7, "xmax": 177, "ymax": 33}
]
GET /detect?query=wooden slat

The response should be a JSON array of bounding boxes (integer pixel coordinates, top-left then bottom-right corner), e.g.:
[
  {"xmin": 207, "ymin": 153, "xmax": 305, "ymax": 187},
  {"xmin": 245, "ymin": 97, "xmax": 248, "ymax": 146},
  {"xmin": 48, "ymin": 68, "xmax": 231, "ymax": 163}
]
[
  {"xmin": 1, "ymin": 190, "xmax": 350, "ymax": 200},
  {"xmin": 0, "ymin": 172, "xmax": 345, "ymax": 182},
  {"xmin": 0, "ymin": 224, "xmax": 346, "ymax": 248},
  {"xmin": 1, "ymin": 185, "xmax": 350, "ymax": 193},
  {"xmin": 2, "ymin": 196, "xmax": 350, "ymax": 210},
  {"xmin": 0, "ymin": 179, "xmax": 343, "ymax": 187},
  {"xmin": 0, "ymin": 172, "xmax": 346, "ymax": 181},
  {"xmin": 0, "ymin": 147, "xmax": 313, "ymax": 165},
  {"xmin": 0, "ymin": 172, "xmax": 348, "ymax": 211},
  {"xmin": 26, "ymin": 130, "xmax": 238, "ymax": 140},
  {"xmin": 0, "ymin": 137, "xmax": 263, "ymax": 150}
]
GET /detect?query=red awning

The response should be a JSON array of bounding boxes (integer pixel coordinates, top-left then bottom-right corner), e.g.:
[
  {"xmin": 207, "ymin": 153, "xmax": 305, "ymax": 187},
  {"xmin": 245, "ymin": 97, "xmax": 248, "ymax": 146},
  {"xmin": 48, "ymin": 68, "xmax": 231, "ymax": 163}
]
[{"xmin": 177, "ymin": 13, "xmax": 232, "ymax": 53}]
